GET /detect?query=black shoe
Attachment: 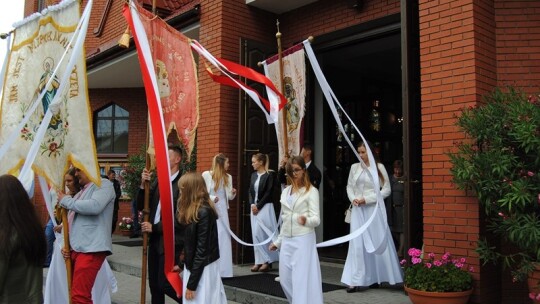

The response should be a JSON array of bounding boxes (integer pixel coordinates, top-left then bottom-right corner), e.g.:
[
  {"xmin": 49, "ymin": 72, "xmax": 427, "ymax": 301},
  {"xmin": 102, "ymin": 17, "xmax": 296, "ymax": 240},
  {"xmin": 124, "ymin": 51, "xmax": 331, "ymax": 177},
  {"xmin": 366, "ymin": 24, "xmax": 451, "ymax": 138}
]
[
  {"xmin": 346, "ymin": 286, "xmax": 368, "ymax": 293},
  {"xmin": 369, "ymin": 283, "xmax": 380, "ymax": 289}
]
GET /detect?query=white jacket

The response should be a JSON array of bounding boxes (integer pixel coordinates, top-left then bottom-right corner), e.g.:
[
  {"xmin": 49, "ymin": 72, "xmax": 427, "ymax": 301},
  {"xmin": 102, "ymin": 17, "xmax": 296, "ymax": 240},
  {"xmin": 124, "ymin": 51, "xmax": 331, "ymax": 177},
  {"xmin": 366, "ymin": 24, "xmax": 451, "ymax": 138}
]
[
  {"xmin": 275, "ymin": 185, "xmax": 320, "ymax": 248},
  {"xmin": 346, "ymin": 162, "xmax": 391, "ymax": 204}
]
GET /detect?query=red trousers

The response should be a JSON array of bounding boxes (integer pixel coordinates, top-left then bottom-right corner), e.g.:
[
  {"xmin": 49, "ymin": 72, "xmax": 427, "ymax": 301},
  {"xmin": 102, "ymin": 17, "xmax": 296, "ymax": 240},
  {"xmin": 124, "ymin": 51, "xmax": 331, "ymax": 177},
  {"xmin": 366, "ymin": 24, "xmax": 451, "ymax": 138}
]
[{"xmin": 70, "ymin": 251, "xmax": 107, "ymax": 304}]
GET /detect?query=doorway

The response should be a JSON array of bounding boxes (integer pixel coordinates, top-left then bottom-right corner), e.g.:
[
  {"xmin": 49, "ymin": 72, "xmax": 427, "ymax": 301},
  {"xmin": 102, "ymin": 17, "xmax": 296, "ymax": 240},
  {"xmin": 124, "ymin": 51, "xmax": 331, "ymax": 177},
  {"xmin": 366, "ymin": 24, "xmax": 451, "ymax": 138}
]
[{"xmin": 312, "ymin": 15, "xmax": 422, "ymax": 260}]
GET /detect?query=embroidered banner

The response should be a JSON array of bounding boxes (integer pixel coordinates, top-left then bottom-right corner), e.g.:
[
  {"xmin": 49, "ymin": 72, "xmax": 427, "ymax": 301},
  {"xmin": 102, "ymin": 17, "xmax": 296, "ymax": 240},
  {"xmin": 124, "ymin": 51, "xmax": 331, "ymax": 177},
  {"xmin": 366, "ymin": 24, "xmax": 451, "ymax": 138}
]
[
  {"xmin": 263, "ymin": 46, "xmax": 306, "ymax": 161},
  {"xmin": 0, "ymin": 0, "xmax": 99, "ymax": 189},
  {"xmin": 136, "ymin": 5, "xmax": 199, "ymax": 158}
]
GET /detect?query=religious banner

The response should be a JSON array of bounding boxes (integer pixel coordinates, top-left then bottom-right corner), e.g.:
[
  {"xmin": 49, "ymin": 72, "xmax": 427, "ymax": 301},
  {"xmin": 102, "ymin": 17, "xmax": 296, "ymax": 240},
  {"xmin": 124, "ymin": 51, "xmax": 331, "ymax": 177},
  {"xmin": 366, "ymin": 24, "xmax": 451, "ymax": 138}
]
[
  {"xmin": 0, "ymin": 0, "xmax": 99, "ymax": 189},
  {"xmin": 263, "ymin": 45, "xmax": 306, "ymax": 161},
  {"xmin": 136, "ymin": 3, "xmax": 199, "ymax": 158}
]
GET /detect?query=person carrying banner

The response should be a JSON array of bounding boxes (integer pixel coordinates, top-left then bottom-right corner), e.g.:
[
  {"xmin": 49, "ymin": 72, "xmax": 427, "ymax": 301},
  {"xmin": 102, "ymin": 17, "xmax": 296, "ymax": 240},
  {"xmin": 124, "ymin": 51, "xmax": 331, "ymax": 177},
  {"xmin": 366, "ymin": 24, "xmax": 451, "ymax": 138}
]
[
  {"xmin": 0, "ymin": 174, "xmax": 46, "ymax": 303},
  {"xmin": 249, "ymin": 153, "xmax": 280, "ymax": 273},
  {"xmin": 57, "ymin": 168, "xmax": 115, "ymax": 304},
  {"xmin": 137, "ymin": 144, "xmax": 184, "ymax": 304},
  {"xmin": 202, "ymin": 153, "xmax": 236, "ymax": 277},
  {"xmin": 269, "ymin": 156, "xmax": 323, "ymax": 304},
  {"xmin": 177, "ymin": 172, "xmax": 227, "ymax": 303}
]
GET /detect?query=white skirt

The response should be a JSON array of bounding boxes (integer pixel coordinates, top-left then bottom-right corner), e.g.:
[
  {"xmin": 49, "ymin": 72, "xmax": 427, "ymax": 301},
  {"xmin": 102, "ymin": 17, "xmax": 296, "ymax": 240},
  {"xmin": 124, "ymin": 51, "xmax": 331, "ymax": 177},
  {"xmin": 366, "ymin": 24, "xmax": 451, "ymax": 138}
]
[
  {"xmin": 250, "ymin": 203, "xmax": 279, "ymax": 264},
  {"xmin": 182, "ymin": 260, "xmax": 227, "ymax": 304},
  {"xmin": 215, "ymin": 199, "xmax": 233, "ymax": 277},
  {"xmin": 341, "ymin": 205, "xmax": 403, "ymax": 286},
  {"xmin": 279, "ymin": 231, "xmax": 323, "ymax": 304},
  {"xmin": 44, "ymin": 233, "xmax": 117, "ymax": 304}
]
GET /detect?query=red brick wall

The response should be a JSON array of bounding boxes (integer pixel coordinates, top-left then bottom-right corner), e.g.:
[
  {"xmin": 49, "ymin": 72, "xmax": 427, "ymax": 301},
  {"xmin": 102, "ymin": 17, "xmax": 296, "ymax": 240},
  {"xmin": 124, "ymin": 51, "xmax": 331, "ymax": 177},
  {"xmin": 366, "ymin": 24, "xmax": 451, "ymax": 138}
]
[{"xmin": 420, "ymin": 0, "xmax": 540, "ymax": 303}]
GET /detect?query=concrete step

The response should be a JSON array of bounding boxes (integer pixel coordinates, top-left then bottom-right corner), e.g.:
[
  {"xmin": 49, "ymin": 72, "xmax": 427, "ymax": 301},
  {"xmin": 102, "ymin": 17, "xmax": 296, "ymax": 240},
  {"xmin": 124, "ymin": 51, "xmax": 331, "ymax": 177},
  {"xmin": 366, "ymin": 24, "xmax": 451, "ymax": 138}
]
[{"xmin": 108, "ymin": 235, "xmax": 412, "ymax": 304}]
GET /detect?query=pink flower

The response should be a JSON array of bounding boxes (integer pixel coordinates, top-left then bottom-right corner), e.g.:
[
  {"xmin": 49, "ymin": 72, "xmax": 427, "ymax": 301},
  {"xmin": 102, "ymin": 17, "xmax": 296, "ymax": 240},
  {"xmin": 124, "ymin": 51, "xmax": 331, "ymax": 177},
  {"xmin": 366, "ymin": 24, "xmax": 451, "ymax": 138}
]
[
  {"xmin": 460, "ymin": 257, "xmax": 466, "ymax": 263},
  {"xmin": 469, "ymin": 266, "xmax": 474, "ymax": 272},
  {"xmin": 528, "ymin": 171, "xmax": 534, "ymax": 177},
  {"xmin": 442, "ymin": 253, "xmax": 450, "ymax": 261},
  {"xmin": 408, "ymin": 248, "xmax": 422, "ymax": 258},
  {"xmin": 412, "ymin": 257, "xmax": 422, "ymax": 265},
  {"xmin": 400, "ymin": 259, "xmax": 406, "ymax": 265},
  {"xmin": 428, "ymin": 253, "xmax": 435, "ymax": 259},
  {"xmin": 434, "ymin": 260, "xmax": 443, "ymax": 267},
  {"xmin": 425, "ymin": 263, "xmax": 432, "ymax": 269},
  {"xmin": 455, "ymin": 263, "xmax": 464, "ymax": 268}
]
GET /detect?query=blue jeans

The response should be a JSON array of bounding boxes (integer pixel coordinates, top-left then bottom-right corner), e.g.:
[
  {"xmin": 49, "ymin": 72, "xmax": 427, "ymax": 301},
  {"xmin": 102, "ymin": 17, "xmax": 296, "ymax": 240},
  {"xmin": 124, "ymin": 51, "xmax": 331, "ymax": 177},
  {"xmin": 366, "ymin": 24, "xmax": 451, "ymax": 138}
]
[{"xmin": 44, "ymin": 218, "xmax": 55, "ymax": 266}]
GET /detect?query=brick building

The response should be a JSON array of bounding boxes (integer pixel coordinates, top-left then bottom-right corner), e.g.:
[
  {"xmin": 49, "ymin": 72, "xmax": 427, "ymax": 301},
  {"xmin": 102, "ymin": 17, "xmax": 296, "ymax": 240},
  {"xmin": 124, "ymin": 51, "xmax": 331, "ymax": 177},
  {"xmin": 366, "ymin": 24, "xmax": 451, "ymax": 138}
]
[{"xmin": 23, "ymin": 0, "xmax": 540, "ymax": 303}]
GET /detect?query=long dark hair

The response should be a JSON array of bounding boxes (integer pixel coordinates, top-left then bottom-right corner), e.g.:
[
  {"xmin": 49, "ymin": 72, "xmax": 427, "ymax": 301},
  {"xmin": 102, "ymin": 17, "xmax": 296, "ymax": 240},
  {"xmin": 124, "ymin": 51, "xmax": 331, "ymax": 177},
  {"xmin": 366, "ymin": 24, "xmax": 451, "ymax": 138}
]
[{"xmin": 0, "ymin": 175, "xmax": 46, "ymax": 266}]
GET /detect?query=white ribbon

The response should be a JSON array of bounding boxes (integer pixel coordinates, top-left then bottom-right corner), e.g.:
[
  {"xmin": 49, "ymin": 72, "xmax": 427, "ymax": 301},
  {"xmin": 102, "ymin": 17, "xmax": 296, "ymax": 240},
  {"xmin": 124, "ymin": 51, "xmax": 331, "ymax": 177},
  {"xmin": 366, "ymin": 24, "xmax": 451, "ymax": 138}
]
[{"xmin": 221, "ymin": 212, "xmax": 282, "ymax": 247}]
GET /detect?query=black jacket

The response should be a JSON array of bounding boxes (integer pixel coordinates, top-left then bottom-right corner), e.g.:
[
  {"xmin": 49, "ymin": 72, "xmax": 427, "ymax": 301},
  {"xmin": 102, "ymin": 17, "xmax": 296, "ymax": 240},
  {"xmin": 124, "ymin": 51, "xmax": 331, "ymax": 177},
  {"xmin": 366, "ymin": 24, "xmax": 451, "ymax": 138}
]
[
  {"xmin": 248, "ymin": 171, "xmax": 275, "ymax": 210},
  {"xmin": 183, "ymin": 205, "xmax": 219, "ymax": 291},
  {"xmin": 136, "ymin": 172, "xmax": 184, "ymax": 255}
]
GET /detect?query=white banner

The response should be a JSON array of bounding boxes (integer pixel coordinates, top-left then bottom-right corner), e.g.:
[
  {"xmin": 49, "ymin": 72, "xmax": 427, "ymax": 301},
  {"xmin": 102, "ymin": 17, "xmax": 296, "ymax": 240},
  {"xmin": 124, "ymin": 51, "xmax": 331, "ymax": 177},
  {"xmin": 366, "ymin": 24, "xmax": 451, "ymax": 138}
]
[
  {"xmin": 263, "ymin": 48, "xmax": 306, "ymax": 160},
  {"xmin": 0, "ymin": 0, "xmax": 98, "ymax": 189}
]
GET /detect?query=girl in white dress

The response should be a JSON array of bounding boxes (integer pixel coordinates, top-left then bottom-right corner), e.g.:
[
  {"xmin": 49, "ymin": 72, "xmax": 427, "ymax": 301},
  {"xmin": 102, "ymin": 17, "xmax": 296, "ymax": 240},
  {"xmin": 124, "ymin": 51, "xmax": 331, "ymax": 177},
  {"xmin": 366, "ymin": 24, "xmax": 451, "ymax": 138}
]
[
  {"xmin": 341, "ymin": 141, "xmax": 403, "ymax": 292},
  {"xmin": 249, "ymin": 153, "xmax": 279, "ymax": 272},
  {"xmin": 177, "ymin": 173, "xmax": 227, "ymax": 304},
  {"xmin": 269, "ymin": 156, "xmax": 323, "ymax": 304},
  {"xmin": 202, "ymin": 153, "xmax": 236, "ymax": 277}
]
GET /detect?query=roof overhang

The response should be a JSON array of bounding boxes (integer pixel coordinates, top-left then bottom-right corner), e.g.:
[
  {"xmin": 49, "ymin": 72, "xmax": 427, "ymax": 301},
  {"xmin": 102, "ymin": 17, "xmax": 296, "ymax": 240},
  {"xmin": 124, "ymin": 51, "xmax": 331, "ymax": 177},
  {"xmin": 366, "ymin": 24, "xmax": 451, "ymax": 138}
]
[{"xmin": 245, "ymin": 0, "xmax": 318, "ymax": 14}]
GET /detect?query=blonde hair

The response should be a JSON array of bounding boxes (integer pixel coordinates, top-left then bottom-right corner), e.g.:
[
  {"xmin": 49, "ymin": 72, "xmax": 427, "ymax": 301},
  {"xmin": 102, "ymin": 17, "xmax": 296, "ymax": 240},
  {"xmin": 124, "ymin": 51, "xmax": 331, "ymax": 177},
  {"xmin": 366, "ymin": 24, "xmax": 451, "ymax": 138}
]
[
  {"xmin": 177, "ymin": 172, "xmax": 217, "ymax": 225},
  {"xmin": 252, "ymin": 153, "xmax": 269, "ymax": 171},
  {"xmin": 285, "ymin": 155, "xmax": 311, "ymax": 192},
  {"xmin": 211, "ymin": 153, "xmax": 229, "ymax": 192}
]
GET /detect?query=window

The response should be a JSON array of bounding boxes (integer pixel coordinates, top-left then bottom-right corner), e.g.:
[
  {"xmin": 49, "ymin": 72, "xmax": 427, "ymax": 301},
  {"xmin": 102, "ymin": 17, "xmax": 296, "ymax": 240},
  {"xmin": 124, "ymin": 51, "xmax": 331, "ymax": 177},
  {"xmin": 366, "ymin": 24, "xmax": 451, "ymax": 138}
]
[{"xmin": 94, "ymin": 104, "xmax": 129, "ymax": 154}]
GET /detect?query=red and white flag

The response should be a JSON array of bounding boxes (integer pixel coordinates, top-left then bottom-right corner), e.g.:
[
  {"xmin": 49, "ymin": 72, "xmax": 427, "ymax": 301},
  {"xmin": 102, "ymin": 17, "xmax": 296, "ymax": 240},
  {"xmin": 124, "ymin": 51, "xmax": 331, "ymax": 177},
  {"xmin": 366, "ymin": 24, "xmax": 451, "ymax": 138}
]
[{"xmin": 123, "ymin": 1, "xmax": 186, "ymax": 296}]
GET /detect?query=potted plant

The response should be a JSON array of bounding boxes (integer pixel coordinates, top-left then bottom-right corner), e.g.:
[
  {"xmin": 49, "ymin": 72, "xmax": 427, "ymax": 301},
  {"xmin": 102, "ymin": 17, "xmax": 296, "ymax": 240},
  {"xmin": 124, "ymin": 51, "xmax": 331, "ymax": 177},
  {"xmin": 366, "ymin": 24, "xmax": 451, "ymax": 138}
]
[
  {"xmin": 449, "ymin": 87, "xmax": 540, "ymax": 301},
  {"xmin": 402, "ymin": 248, "xmax": 474, "ymax": 304},
  {"xmin": 118, "ymin": 216, "xmax": 134, "ymax": 236}
]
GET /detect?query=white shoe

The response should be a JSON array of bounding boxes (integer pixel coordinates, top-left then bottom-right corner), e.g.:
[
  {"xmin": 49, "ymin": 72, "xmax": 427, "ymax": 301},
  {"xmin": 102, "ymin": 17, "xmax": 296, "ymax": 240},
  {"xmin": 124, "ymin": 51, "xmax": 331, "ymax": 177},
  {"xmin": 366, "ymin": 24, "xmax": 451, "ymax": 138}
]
[{"xmin": 274, "ymin": 276, "xmax": 280, "ymax": 282}]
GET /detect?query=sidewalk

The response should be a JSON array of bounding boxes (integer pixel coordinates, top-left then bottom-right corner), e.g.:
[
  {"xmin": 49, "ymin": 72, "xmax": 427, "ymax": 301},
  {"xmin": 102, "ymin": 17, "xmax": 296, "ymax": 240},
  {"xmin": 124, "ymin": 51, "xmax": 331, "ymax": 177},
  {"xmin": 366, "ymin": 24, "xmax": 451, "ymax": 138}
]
[{"xmin": 104, "ymin": 234, "xmax": 411, "ymax": 304}]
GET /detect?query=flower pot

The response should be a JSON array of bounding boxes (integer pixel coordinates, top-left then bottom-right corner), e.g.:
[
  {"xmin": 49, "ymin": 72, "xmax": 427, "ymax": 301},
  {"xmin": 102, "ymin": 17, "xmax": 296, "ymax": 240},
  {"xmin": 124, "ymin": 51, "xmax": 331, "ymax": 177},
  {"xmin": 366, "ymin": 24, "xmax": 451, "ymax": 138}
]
[
  {"xmin": 404, "ymin": 286, "xmax": 473, "ymax": 304},
  {"xmin": 528, "ymin": 264, "xmax": 540, "ymax": 304},
  {"xmin": 120, "ymin": 229, "xmax": 132, "ymax": 237}
]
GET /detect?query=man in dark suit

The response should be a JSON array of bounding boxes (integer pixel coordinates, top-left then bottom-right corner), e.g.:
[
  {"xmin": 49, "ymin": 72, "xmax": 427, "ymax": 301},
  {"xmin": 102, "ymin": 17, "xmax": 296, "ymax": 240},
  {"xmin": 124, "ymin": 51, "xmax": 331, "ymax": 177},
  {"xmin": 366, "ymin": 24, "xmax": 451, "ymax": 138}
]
[
  {"xmin": 137, "ymin": 144, "xmax": 184, "ymax": 304},
  {"xmin": 108, "ymin": 169, "xmax": 122, "ymax": 234},
  {"xmin": 278, "ymin": 143, "xmax": 322, "ymax": 189}
]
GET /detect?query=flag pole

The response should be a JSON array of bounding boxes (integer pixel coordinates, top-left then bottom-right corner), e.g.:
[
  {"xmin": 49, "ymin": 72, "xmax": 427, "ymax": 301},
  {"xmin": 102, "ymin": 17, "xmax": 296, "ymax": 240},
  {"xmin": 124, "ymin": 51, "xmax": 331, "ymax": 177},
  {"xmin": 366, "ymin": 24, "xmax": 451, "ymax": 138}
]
[
  {"xmin": 61, "ymin": 207, "xmax": 73, "ymax": 304},
  {"xmin": 276, "ymin": 20, "xmax": 289, "ymax": 157},
  {"xmin": 141, "ymin": 7, "xmax": 156, "ymax": 304},
  {"xmin": 140, "ymin": 125, "xmax": 151, "ymax": 304}
]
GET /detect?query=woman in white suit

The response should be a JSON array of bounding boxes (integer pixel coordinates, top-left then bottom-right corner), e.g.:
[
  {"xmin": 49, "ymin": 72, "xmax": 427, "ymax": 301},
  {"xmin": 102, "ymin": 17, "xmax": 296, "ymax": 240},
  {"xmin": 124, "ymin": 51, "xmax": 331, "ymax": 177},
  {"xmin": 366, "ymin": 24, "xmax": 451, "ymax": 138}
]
[
  {"xmin": 341, "ymin": 141, "xmax": 403, "ymax": 293},
  {"xmin": 202, "ymin": 153, "xmax": 236, "ymax": 277},
  {"xmin": 269, "ymin": 156, "xmax": 323, "ymax": 304}
]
